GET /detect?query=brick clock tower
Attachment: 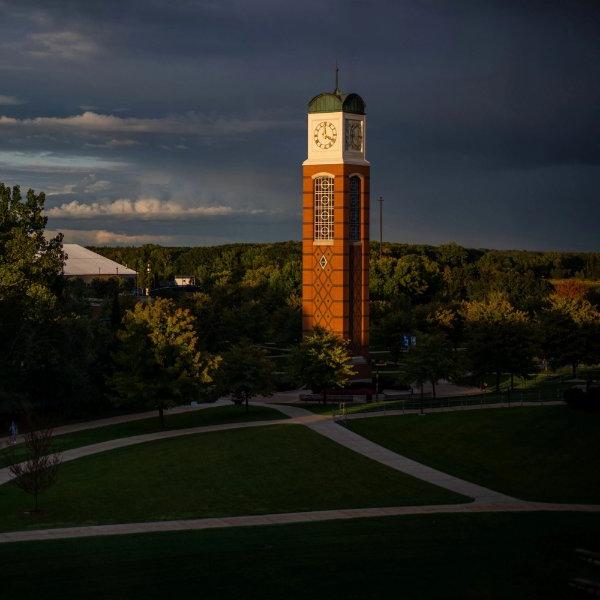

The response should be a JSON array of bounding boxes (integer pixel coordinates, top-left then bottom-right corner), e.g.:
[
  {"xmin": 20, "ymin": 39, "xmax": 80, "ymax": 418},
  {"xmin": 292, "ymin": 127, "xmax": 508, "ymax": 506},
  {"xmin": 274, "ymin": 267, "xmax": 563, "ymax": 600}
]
[{"xmin": 302, "ymin": 80, "xmax": 370, "ymax": 377}]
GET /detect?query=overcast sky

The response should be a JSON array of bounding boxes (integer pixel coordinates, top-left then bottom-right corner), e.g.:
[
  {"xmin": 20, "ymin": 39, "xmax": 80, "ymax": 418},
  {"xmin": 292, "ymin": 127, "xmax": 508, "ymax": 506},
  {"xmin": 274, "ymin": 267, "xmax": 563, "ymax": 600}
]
[{"xmin": 0, "ymin": 0, "xmax": 598, "ymax": 250}]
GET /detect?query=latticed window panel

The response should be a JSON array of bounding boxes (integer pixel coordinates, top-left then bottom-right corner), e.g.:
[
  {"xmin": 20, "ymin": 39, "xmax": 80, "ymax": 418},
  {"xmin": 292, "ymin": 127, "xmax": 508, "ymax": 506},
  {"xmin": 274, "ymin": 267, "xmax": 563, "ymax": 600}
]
[
  {"xmin": 314, "ymin": 176, "xmax": 334, "ymax": 241},
  {"xmin": 349, "ymin": 176, "xmax": 361, "ymax": 242}
]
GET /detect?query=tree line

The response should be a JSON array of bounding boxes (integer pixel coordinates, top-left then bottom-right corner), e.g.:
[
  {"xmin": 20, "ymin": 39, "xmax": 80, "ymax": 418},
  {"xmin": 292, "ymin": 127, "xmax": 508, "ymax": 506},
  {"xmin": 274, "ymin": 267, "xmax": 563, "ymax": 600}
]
[{"xmin": 1, "ymin": 182, "xmax": 599, "ymax": 424}]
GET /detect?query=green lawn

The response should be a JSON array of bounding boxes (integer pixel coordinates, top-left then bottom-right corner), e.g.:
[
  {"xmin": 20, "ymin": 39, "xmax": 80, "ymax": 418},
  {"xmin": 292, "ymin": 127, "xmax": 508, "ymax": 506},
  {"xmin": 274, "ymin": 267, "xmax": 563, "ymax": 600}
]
[
  {"xmin": 348, "ymin": 406, "xmax": 600, "ymax": 503},
  {"xmin": 1, "ymin": 404, "xmax": 286, "ymax": 467},
  {"xmin": 483, "ymin": 365, "xmax": 600, "ymax": 392},
  {"xmin": 0, "ymin": 424, "xmax": 467, "ymax": 531},
  {"xmin": 3, "ymin": 512, "xmax": 599, "ymax": 599}
]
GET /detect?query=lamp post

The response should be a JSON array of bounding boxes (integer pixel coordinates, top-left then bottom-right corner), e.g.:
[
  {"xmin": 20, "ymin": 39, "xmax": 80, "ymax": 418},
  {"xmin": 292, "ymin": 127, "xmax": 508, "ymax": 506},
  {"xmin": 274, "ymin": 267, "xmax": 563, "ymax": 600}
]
[
  {"xmin": 377, "ymin": 195, "xmax": 384, "ymax": 257},
  {"xmin": 371, "ymin": 359, "xmax": 383, "ymax": 400}
]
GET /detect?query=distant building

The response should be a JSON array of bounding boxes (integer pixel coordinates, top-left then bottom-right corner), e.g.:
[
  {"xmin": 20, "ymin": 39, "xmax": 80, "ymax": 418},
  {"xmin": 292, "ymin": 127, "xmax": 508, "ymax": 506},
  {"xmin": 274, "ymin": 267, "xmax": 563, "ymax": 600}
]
[
  {"xmin": 174, "ymin": 276, "xmax": 195, "ymax": 286},
  {"xmin": 62, "ymin": 244, "xmax": 137, "ymax": 283}
]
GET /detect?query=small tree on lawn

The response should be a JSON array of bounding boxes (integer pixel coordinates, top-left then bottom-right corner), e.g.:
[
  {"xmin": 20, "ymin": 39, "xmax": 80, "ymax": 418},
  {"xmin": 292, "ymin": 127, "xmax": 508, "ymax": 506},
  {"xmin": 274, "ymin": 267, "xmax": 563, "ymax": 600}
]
[
  {"xmin": 402, "ymin": 332, "xmax": 455, "ymax": 411},
  {"xmin": 218, "ymin": 339, "xmax": 276, "ymax": 411},
  {"xmin": 111, "ymin": 298, "xmax": 221, "ymax": 428},
  {"xmin": 288, "ymin": 327, "xmax": 356, "ymax": 403},
  {"xmin": 8, "ymin": 426, "xmax": 61, "ymax": 513}
]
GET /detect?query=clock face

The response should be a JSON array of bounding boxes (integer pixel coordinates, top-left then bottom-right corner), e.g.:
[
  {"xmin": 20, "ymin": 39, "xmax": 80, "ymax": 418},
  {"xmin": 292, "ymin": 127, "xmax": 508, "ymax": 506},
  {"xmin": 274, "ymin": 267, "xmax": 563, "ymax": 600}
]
[
  {"xmin": 345, "ymin": 119, "xmax": 363, "ymax": 151},
  {"xmin": 313, "ymin": 121, "xmax": 337, "ymax": 149}
]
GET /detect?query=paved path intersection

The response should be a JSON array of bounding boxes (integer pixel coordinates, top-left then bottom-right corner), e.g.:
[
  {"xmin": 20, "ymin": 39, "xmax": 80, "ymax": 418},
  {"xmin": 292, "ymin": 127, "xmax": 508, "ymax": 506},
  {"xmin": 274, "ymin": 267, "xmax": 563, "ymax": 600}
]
[{"xmin": 2, "ymin": 401, "xmax": 597, "ymax": 543}]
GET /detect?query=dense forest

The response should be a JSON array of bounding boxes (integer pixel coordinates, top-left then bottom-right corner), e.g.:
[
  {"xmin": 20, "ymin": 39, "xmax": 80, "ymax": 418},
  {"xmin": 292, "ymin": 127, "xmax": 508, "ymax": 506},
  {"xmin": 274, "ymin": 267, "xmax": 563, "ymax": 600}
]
[
  {"xmin": 92, "ymin": 242, "xmax": 600, "ymax": 291},
  {"xmin": 91, "ymin": 242, "xmax": 600, "ymax": 348}
]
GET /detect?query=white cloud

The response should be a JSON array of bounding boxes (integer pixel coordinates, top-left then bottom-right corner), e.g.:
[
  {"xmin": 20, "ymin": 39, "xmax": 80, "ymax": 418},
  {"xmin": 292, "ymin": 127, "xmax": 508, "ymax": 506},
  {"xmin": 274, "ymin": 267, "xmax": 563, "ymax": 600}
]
[
  {"xmin": 0, "ymin": 95, "xmax": 22, "ymax": 105},
  {"xmin": 82, "ymin": 179, "xmax": 112, "ymax": 193},
  {"xmin": 27, "ymin": 31, "xmax": 99, "ymax": 61},
  {"xmin": 47, "ymin": 198, "xmax": 235, "ymax": 220},
  {"xmin": 85, "ymin": 138, "xmax": 141, "ymax": 148},
  {"xmin": 49, "ymin": 228, "xmax": 172, "ymax": 246},
  {"xmin": 0, "ymin": 110, "xmax": 296, "ymax": 136}
]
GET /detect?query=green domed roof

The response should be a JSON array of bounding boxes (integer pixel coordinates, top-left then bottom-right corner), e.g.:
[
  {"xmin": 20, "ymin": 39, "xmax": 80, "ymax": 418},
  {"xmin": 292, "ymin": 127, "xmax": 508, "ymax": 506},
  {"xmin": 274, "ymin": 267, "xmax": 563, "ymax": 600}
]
[{"xmin": 308, "ymin": 91, "xmax": 365, "ymax": 115}]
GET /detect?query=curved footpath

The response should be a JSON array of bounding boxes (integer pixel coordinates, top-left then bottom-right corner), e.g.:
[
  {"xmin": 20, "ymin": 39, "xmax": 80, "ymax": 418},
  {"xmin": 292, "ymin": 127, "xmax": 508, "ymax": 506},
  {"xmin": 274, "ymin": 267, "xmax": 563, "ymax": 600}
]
[
  {"xmin": 0, "ymin": 399, "xmax": 231, "ymax": 447},
  {"xmin": 2, "ymin": 401, "xmax": 597, "ymax": 543},
  {"xmin": 2, "ymin": 501, "xmax": 600, "ymax": 544},
  {"xmin": 269, "ymin": 404, "xmax": 516, "ymax": 503}
]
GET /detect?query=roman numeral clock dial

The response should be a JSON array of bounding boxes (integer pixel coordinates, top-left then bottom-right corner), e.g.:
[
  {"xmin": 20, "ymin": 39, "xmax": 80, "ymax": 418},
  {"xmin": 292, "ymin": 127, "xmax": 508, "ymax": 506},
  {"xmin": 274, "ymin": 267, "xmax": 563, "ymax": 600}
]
[
  {"xmin": 313, "ymin": 121, "xmax": 337, "ymax": 149},
  {"xmin": 345, "ymin": 119, "xmax": 363, "ymax": 151}
]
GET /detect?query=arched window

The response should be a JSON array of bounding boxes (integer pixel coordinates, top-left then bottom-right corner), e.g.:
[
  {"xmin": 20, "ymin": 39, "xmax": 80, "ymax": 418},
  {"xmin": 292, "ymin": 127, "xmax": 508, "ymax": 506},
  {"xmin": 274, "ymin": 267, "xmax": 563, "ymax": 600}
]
[
  {"xmin": 314, "ymin": 176, "xmax": 334, "ymax": 241},
  {"xmin": 349, "ymin": 175, "xmax": 361, "ymax": 242}
]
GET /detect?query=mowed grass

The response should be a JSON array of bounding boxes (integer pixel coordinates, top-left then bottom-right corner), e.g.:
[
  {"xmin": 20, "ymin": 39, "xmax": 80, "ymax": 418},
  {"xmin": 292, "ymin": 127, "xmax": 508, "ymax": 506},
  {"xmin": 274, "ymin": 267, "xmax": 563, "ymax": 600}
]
[
  {"xmin": 0, "ymin": 404, "xmax": 286, "ymax": 467},
  {"xmin": 0, "ymin": 424, "xmax": 467, "ymax": 531},
  {"xmin": 3, "ymin": 512, "xmax": 600, "ymax": 600},
  {"xmin": 348, "ymin": 406, "xmax": 600, "ymax": 503}
]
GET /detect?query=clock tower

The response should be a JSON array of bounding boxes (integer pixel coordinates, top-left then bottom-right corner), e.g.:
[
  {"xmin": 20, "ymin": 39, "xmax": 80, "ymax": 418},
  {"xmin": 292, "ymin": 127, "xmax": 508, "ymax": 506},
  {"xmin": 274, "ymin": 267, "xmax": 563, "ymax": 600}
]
[{"xmin": 302, "ymin": 79, "xmax": 370, "ymax": 373}]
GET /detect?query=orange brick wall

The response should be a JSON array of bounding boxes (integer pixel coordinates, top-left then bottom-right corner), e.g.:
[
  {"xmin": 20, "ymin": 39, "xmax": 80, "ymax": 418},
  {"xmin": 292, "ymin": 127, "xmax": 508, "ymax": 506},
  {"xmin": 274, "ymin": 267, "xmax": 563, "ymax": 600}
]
[{"xmin": 302, "ymin": 163, "xmax": 370, "ymax": 357}]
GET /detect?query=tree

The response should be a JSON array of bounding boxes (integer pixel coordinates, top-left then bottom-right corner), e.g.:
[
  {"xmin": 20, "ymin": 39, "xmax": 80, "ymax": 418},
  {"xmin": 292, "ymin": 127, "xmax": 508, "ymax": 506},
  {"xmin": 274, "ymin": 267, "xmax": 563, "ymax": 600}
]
[
  {"xmin": 111, "ymin": 298, "xmax": 220, "ymax": 427},
  {"xmin": 0, "ymin": 183, "xmax": 66, "ymax": 407},
  {"xmin": 288, "ymin": 327, "xmax": 356, "ymax": 403},
  {"xmin": 8, "ymin": 425, "xmax": 61, "ymax": 513},
  {"xmin": 462, "ymin": 293, "xmax": 536, "ymax": 391},
  {"xmin": 538, "ymin": 294, "xmax": 600, "ymax": 376},
  {"xmin": 426, "ymin": 304, "xmax": 465, "ymax": 349},
  {"xmin": 217, "ymin": 340, "xmax": 275, "ymax": 411},
  {"xmin": 552, "ymin": 279, "xmax": 588, "ymax": 301},
  {"xmin": 402, "ymin": 332, "xmax": 455, "ymax": 403},
  {"xmin": 436, "ymin": 243, "xmax": 469, "ymax": 268},
  {"xmin": 370, "ymin": 254, "xmax": 440, "ymax": 303}
]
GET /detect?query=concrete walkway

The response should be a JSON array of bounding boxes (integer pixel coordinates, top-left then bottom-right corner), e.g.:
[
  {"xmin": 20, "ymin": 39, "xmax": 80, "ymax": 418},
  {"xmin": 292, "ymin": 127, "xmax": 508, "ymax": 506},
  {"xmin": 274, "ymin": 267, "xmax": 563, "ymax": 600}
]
[
  {"xmin": 0, "ymin": 401, "xmax": 587, "ymax": 544},
  {"xmin": 267, "ymin": 404, "xmax": 517, "ymax": 503},
  {"xmin": 1, "ymin": 394, "xmax": 560, "ymax": 447},
  {"xmin": 0, "ymin": 399, "xmax": 231, "ymax": 447},
  {"xmin": 0, "ymin": 417, "xmax": 290, "ymax": 485},
  {"xmin": 1, "ymin": 402, "xmax": 540, "ymax": 500},
  {"xmin": 1, "ymin": 501, "xmax": 599, "ymax": 544}
]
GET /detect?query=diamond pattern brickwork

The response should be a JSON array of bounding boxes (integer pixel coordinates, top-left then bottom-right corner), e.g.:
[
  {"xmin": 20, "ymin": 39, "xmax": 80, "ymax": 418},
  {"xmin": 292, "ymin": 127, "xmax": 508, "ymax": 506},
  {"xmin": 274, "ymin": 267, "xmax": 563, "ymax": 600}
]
[
  {"xmin": 350, "ymin": 245, "xmax": 363, "ymax": 352},
  {"xmin": 302, "ymin": 162, "xmax": 370, "ymax": 361},
  {"xmin": 312, "ymin": 245, "xmax": 334, "ymax": 330}
]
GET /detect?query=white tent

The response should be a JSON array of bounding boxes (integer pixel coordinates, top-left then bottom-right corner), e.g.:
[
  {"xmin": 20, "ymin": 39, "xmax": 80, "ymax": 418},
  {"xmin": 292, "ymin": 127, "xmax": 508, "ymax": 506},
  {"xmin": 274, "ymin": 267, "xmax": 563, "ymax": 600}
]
[{"xmin": 62, "ymin": 244, "xmax": 137, "ymax": 280}]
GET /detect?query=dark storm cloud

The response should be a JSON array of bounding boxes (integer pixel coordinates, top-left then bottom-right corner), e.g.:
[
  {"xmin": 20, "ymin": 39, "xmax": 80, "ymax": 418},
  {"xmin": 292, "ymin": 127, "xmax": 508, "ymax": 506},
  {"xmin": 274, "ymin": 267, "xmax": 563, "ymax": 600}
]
[{"xmin": 0, "ymin": 0, "xmax": 598, "ymax": 249}]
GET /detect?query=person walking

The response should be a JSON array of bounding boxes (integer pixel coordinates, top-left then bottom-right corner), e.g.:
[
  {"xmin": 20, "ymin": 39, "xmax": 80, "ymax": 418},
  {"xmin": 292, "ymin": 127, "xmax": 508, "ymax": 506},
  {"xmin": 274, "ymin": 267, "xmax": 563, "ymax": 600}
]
[{"xmin": 9, "ymin": 421, "xmax": 18, "ymax": 445}]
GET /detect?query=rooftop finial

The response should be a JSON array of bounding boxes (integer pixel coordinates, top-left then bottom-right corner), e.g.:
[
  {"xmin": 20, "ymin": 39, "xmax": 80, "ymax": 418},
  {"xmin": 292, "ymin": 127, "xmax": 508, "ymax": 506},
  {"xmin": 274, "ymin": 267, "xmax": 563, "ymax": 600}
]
[{"xmin": 334, "ymin": 61, "xmax": 340, "ymax": 94}]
